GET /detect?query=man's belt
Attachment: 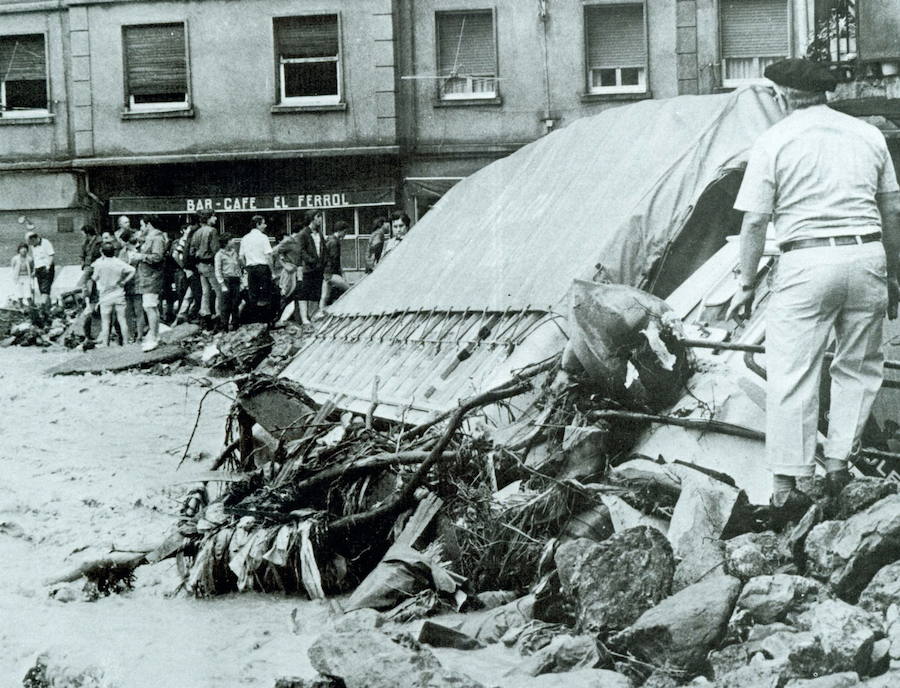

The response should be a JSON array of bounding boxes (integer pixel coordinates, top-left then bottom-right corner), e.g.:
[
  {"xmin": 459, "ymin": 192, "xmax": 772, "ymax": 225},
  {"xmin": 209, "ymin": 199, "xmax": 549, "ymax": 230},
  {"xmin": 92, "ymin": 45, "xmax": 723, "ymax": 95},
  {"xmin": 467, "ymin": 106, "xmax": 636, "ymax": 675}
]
[{"xmin": 781, "ymin": 233, "xmax": 881, "ymax": 253}]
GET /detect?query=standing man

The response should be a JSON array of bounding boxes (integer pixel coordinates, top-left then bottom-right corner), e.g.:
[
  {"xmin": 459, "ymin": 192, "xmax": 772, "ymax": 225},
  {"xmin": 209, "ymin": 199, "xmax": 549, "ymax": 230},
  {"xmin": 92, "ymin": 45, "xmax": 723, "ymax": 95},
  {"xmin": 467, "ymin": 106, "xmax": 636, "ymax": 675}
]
[
  {"xmin": 134, "ymin": 214, "xmax": 167, "ymax": 352},
  {"xmin": 115, "ymin": 215, "xmax": 132, "ymax": 241},
  {"xmin": 295, "ymin": 209, "xmax": 326, "ymax": 328},
  {"xmin": 26, "ymin": 230, "xmax": 55, "ymax": 310},
  {"xmin": 727, "ymin": 59, "xmax": 900, "ymax": 519},
  {"xmin": 191, "ymin": 209, "xmax": 222, "ymax": 330},
  {"xmin": 240, "ymin": 215, "xmax": 276, "ymax": 323},
  {"xmin": 321, "ymin": 220, "xmax": 350, "ymax": 310}
]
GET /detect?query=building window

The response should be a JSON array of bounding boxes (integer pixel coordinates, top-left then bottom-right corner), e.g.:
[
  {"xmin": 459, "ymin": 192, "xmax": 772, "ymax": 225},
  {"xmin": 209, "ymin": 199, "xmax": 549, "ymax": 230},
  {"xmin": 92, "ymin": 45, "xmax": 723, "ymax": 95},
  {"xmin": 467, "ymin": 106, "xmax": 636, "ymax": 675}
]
[
  {"xmin": 720, "ymin": 0, "xmax": 790, "ymax": 86},
  {"xmin": 0, "ymin": 34, "xmax": 48, "ymax": 117},
  {"xmin": 435, "ymin": 10, "xmax": 497, "ymax": 100},
  {"xmin": 274, "ymin": 15, "xmax": 341, "ymax": 106},
  {"xmin": 123, "ymin": 23, "xmax": 189, "ymax": 111},
  {"xmin": 584, "ymin": 3, "xmax": 648, "ymax": 95}
]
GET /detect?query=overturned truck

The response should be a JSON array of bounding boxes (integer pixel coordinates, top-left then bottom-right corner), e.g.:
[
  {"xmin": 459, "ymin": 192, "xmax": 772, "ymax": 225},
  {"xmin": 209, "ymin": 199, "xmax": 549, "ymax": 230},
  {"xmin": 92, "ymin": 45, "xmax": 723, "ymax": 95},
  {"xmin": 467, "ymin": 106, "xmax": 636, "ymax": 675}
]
[{"xmin": 59, "ymin": 86, "xmax": 900, "ymax": 686}]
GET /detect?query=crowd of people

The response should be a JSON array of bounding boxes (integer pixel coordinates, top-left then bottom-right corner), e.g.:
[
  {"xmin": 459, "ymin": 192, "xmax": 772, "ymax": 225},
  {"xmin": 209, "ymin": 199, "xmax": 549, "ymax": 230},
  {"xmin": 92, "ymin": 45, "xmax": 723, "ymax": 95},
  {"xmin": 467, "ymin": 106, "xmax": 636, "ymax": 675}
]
[{"xmin": 7, "ymin": 205, "xmax": 413, "ymax": 351}]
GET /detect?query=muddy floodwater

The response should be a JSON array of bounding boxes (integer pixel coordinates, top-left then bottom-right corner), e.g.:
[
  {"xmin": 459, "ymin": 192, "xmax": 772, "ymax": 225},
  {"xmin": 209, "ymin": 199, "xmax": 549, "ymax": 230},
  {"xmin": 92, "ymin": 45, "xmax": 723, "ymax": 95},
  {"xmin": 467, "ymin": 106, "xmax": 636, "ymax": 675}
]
[{"xmin": 0, "ymin": 347, "xmax": 329, "ymax": 687}]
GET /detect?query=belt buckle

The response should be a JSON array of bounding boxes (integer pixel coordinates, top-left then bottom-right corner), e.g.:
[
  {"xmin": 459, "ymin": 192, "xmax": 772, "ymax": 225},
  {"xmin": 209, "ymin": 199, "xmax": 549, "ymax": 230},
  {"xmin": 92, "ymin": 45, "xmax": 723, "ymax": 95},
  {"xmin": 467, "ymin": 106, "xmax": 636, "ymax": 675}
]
[
  {"xmin": 828, "ymin": 237, "xmax": 837, "ymax": 247},
  {"xmin": 855, "ymin": 235, "xmax": 863, "ymax": 245}
]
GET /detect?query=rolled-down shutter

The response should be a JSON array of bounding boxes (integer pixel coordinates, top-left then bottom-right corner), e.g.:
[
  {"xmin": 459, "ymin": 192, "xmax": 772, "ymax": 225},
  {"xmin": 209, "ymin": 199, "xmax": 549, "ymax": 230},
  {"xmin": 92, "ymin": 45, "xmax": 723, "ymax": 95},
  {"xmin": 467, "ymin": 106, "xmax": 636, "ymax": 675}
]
[
  {"xmin": 721, "ymin": 0, "xmax": 789, "ymax": 58},
  {"xmin": 123, "ymin": 23, "xmax": 187, "ymax": 96},
  {"xmin": 437, "ymin": 11, "xmax": 495, "ymax": 77},
  {"xmin": 274, "ymin": 15, "xmax": 339, "ymax": 59},
  {"xmin": 585, "ymin": 4, "xmax": 646, "ymax": 69},
  {"xmin": 0, "ymin": 34, "xmax": 46, "ymax": 81}
]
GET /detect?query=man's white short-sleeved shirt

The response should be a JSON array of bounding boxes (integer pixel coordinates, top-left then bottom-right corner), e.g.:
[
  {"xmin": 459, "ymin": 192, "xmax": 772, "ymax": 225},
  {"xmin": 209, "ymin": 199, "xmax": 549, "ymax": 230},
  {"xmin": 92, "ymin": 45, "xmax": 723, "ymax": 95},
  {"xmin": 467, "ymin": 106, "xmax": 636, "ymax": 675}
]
[
  {"xmin": 31, "ymin": 238, "xmax": 55, "ymax": 269},
  {"xmin": 240, "ymin": 229, "xmax": 272, "ymax": 266},
  {"xmin": 734, "ymin": 105, "xmax": 899, "ymax": 246}
]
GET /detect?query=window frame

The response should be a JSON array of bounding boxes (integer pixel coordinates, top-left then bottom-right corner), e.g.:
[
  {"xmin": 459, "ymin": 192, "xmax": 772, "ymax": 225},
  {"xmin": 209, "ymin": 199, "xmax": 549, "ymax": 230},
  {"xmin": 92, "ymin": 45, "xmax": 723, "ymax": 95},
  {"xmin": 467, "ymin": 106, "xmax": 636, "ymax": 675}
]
[
  {"xmin": 122, "ymin": 20, "xmax": 192, "ymax": 114},
  {"xmin": 273, "ymin": 13, "xmax": 344, "ymax": 108},
  {"xmin": 0, "ymin": 32, "xmax": 50, "ymax": 118},
  {"xmin": 719, "ymin": 0, "xmax": 793, "ymax": 88},
  {"xmin": 434, "ymin": 8, "xmax": 499, "ymax": 102},
  {"xmin": 583, "ymin": 1, "xmax": 649, "ymax": 96}
]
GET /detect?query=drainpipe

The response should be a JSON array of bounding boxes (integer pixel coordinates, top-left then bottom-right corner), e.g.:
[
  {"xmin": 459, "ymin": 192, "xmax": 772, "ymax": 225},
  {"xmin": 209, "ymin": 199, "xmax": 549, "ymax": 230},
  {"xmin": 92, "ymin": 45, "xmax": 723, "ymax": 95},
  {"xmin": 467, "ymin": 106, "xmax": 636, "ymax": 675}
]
[{"xmin": 538, "ymin": 0, "xmax": 556, "ymax": 134}]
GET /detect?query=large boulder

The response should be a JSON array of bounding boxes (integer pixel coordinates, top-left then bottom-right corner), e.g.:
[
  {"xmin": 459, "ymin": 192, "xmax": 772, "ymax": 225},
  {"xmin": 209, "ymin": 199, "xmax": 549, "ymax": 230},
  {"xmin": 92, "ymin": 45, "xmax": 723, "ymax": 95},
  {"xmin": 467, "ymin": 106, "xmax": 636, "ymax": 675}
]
[
  {"xmin": 784, "ymin": 674, "xmax": 860, "ymax": 687},
  {"xmin": 460, "ymin": 595, "xmax": 534, "ymax": 644},
  {"xmin": 858, "ymin": 561, "xmax": 900, "ymax": 616},
  {"xmin": 673, "ymin": 538, "xmax": 726, "ymax": 592},
  {"xmin": 887, "ymin": 609, "xmax": 900, "ymax": 662},
  {"xmin": 612, "ymin": 574, "xmax": 742, "ymax": 672},
  {"xmin": 712, "ymin": 656, "xmax": 790, "ymax": 687},
  {"xmin": 666, "ymin": 468, "xmax": 744, "ymax": 559},
  {"xmin": 710, "ymin": 629, "xmax": 826, "ymax": 684},
  {"xmin": 795, "ymin": 600, "xmax": 884, "ymax": 675},
  {"xmin": 858, "ymin": 672, "xmax": 900, "ymax": 686},
  {"xmin": 519, "ymin": 634, "xmax": 601, "ymax": 676},
  {"xmin": 733, "ymin": 574, "xmax": 831, "ymax": 625},
  {"xmin": 498, "ymin": 668, "xmax": 633, "ymax": 688},
  {"xmin": 747, "ymin": 630, "xmax": 827, "ymax": 678},
  {"xmin": 839, "ymin": 479, "xmax": 897, "ymax": 520},
  {"xmin": 308, "ymin": 630, "xmax": 484, "ymax": 688},
  {"xmin": 804, "ymin": 495, "xmax": 900, "ymax": 601},
  {"xmin": 555, "ymin": 528, "xmax": 674, "ymax": 635},
  {"xmin": 724, "ymin": 531, "xmax": 789, "ymax": 580}
]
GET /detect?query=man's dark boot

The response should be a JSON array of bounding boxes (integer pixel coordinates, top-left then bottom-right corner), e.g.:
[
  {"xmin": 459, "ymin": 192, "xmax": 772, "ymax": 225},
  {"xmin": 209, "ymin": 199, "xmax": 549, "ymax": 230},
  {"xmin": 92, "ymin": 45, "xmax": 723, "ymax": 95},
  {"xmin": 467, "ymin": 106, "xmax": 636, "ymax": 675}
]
[
  {"xmin": 770, "ymin": 488, "xmax": 814, "ymax": 530},
  {"xmin": 824, "ymin": 469, "xmax": 852, "ymax": 517}
]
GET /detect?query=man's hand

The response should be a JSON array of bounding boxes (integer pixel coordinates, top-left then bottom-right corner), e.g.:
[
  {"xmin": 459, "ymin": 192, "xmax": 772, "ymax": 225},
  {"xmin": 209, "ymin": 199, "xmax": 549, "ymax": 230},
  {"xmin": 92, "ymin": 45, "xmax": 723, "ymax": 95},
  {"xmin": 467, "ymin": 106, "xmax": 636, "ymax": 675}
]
[
  {"xmin": 727, "ymin": 288, "xmax": 754, "ymax": 322},
  {"xmin": 888, "ymin": 277, "xmax": 899, "ymax": 320}
]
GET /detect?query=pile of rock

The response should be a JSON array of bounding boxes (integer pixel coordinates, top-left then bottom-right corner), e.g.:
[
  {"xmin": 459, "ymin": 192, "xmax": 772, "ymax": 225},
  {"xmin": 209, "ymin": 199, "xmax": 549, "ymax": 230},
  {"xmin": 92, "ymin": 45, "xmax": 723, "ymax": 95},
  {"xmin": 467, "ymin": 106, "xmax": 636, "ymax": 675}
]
[{"xmin": 292, "ymin": 474, "xmax": 900, "ymax": 688}]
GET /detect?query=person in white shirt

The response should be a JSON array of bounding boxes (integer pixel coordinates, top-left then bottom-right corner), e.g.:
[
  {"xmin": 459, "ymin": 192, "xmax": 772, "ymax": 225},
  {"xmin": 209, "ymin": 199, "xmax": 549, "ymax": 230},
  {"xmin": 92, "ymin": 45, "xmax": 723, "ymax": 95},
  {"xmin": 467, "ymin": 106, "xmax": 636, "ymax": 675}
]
[
  {"xmin": 239, "ymin": 215, "xmax": 276, "ymax": 323},
  {"xmin": 90, "ymin": 242, "xmax": 136, "ymax": 347},
  {"xmin": 26, "ymin": 230, "xmax": 55, "ymax": 308},
  {"xmin": 728, "ymin": 58, "xmax": 900, "ymax": 521}
]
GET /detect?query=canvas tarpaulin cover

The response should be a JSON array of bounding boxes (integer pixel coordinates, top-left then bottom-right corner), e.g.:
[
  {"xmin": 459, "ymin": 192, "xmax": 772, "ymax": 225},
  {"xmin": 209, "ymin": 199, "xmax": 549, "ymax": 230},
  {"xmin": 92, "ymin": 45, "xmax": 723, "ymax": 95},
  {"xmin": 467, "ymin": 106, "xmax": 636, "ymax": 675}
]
[
  {"xmin": 331, "ymin": 86, "xmax": 783, "ymax": 316},
  {"xmin": 283, "ymin": 87, "xmax": 784, "ymax": 418}
]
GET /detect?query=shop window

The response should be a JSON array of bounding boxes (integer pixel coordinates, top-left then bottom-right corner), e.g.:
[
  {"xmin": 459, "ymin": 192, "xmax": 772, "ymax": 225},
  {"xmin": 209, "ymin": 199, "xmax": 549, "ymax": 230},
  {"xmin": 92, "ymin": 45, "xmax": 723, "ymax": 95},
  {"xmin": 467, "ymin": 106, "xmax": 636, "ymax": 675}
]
[
  {"xmin": 435, "ymin": 10, "xmax": 497, "ymax": 100},
  {"xmin": 274, "ymin": 15, "xmax": 341, "ymax": 106},
  {"xmin": 325, "ymin": 207, "xmax": 356, "ymax": 235},
  {"xmin": 0, "ymin": 34, "xmax": 48, "ymax": 117},
  {"xmin": 122, "ymin": 23, "xmax": 189, "ymax": 111},
  {"xmin": 584, "ymin": 3, "xmax": 648, "ymax": 95},
  {"xmin": 720, "ymin": 0, "xmax": 790, "ymax": 86}
]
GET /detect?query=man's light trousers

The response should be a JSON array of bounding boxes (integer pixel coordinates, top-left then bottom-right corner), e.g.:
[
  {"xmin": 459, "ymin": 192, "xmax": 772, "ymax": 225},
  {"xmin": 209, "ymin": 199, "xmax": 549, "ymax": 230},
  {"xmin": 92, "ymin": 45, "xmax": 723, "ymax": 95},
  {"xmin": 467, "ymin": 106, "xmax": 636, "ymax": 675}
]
[{"xmin": 766, "ymin": 241, "xmax": 887, "ymax": 477}]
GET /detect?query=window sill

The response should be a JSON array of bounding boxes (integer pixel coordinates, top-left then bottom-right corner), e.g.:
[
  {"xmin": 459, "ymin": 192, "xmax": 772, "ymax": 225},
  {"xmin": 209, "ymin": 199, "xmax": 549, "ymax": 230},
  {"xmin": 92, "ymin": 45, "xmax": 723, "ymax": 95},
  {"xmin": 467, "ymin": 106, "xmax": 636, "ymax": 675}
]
[
  {"xmin": 121, "ymin": 107, "xmax": 195, "ymax": 120},
  {"xmin": 433, "ymin": 95, "xmax": 503, "ymax": 108},
  {"xmin": 271, "ymin": 102, "xmax": 347, "ymax": 114},
  {"xmin": 0, "ymin": 112, "xmax": 54, "ymax": 125},
  {"xmin": 580, "ymin": 91, "xmax": 653, "ymax": 103}
]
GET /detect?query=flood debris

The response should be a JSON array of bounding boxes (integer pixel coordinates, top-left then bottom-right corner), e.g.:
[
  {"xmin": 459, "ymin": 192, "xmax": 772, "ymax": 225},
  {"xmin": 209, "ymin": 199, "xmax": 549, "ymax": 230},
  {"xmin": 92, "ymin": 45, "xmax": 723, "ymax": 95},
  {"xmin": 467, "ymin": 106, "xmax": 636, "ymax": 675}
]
[{"xmin": 40, "ymin": 274, "xmax": 900, "ymax": 688}]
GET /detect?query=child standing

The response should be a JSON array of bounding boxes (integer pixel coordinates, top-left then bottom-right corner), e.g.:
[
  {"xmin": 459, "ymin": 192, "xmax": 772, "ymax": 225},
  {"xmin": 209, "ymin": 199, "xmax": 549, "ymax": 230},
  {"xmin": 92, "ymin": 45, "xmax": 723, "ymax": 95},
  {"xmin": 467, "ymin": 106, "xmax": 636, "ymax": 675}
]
[
  {"xmin": 214, "ymin": 237, "xmax": 243, "ymax": 331},
  {"xmin": 10, "ymin": 243, "xmax": 34, "ymax": 308},
  {"xmin": 90, "ymin": 243, "xmax": 136, "ymax": 347}
]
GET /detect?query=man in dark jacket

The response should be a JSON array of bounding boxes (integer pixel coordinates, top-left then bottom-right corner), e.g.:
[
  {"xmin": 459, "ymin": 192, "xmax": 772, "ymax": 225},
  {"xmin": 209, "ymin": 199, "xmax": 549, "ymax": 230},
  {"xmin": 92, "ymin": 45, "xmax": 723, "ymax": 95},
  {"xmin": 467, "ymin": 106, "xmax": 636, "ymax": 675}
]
[
  {"xmin": 294, "ymin": 209, "xmax": 326, "ymax": 327},
  {"xmin": 321, "ymin": 220, "xmax": 350, "ymax": 309}
]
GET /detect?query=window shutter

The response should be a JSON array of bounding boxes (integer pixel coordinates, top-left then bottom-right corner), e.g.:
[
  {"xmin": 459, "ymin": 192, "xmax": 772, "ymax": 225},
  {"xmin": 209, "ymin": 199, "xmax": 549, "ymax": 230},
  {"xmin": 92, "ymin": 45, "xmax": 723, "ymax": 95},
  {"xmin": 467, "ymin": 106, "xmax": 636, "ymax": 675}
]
[
  {"xmin": 123, "ymin": 23, "xmax": 187, "ymax": 96},
  {"xmin": 585, "ymin": 4, "xmax": 646, "ymax": 69},
  {"xmin": 0, "ymin": 34, "xmax": 46, "ymax": 81},
  {"xmin": 275, "ymin": 15, "xmax": 339, "ymax": 59},
  {"xmin": 437, "ymin": 12, "xmax": 495, "ymax": 76},
  {"xmin": 721, "ymin": 0, "xmax": 789, "ymax": 58}
]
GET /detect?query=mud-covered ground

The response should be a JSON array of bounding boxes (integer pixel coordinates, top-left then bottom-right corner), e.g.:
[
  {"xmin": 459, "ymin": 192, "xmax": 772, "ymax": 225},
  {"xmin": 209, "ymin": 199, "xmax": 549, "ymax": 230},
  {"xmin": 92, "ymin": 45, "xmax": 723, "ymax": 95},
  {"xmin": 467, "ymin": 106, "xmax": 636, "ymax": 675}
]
[{"xmin": 0, "ymin": 347, "xmax": 330, "ymax": 687}]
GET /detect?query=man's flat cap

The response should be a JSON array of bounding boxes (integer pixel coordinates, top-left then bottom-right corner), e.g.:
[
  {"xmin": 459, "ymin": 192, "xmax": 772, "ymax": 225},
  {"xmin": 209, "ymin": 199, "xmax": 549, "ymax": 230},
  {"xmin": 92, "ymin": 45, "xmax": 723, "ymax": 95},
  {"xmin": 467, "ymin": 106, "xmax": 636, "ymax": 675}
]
[{"xmin": 764, "ymin": 58, "xmax": 837, "ymax": 92}]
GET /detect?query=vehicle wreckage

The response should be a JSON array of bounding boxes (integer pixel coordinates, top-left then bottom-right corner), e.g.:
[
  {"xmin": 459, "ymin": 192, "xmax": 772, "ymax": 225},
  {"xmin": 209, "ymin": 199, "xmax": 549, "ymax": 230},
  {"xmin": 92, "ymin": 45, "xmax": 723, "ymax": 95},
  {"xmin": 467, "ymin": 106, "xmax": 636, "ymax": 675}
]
[{"xmin": 46, "ymin": 86, "xmax": 900, "ymax": 687}]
